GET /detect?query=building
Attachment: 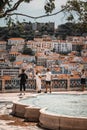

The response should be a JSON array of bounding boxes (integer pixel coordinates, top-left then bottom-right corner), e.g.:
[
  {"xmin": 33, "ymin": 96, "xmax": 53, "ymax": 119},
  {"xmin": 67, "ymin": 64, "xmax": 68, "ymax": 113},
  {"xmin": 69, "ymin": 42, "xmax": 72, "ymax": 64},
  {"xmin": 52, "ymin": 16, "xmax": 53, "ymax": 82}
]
[
  {"xmin": 0, "ymin": 67, "xmax": 20, "ymax": 77},
  {"xmin": 54, "ymin": 41, "xmax": 72, "ymax": 54},
  {"xmin": 8, "ymin": 38, "xmax": 25, "ymax": 46},
  {"xmin": 9, "ymin": 51, "xmax": 20, "ymax": 59},
  {"xmin": 16, "ymin": 54, "xmax": 35, "ymax": 63},
  {"xmin": 27, "ymin": 38, "xmax": 53, "ymax": 52},
  {"xmin": 0, "ymin": 41, "xmax": 7, "ymax": 51},
  {"xmin": 35, "ymin": 52, "xmax": 47, "ymax": 66}
]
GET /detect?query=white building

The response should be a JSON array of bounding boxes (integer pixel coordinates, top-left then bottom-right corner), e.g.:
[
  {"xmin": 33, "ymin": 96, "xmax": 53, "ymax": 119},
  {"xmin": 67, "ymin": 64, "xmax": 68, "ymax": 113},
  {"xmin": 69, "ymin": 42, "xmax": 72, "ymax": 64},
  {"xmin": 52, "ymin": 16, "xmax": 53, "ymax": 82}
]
[
  {"xmin": 8, "ymin": 38, "xmax": 25, "ymax": 46},
  {"xmin": 27, "ymin": 38, "xmax": 53, "ymax": 52},
  {"xmin": 16, "ymin": 54, "xmax": 35, "ymax": 63},
  {"xmin": 54, "ymin": 42, "xmax": 72, "ymax": 53}
]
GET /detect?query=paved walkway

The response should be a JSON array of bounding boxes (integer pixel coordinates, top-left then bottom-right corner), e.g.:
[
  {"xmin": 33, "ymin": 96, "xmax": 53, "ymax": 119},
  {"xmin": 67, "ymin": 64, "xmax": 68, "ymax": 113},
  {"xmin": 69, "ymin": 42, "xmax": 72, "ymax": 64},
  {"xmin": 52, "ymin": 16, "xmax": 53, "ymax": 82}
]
[{"xmin": 0, "ymin": 92, "xmax": 45, "ymax": 130}]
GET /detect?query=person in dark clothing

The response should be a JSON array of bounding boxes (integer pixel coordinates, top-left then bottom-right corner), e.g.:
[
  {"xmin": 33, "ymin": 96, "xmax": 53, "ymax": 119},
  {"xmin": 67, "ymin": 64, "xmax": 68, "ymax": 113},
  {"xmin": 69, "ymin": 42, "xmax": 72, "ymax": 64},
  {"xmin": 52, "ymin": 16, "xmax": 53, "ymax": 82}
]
[
  {"xmin": 80, "ymin": 69, "xmax": 86, "ymax": 91},
  {"xmin": 18, "ymin": 69, "xmax": 28, "ymax": 95}
]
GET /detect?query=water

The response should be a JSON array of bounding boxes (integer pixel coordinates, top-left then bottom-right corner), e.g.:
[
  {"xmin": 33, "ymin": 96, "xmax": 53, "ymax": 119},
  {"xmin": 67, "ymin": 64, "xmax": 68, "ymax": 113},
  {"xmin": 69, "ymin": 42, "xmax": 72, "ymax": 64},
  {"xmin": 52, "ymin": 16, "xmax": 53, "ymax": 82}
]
[{"xmin": 20, "ymin": 93, "xmax": 87, "ymax": 118}]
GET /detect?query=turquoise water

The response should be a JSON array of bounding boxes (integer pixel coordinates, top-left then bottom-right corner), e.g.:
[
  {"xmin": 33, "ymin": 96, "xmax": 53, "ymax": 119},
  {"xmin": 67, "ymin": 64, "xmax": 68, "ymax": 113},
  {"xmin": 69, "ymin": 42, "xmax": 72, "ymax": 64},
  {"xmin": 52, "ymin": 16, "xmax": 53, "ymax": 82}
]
[{"xmin": 20, "ymin": 93, "xmax": 87, "ymax": 117}]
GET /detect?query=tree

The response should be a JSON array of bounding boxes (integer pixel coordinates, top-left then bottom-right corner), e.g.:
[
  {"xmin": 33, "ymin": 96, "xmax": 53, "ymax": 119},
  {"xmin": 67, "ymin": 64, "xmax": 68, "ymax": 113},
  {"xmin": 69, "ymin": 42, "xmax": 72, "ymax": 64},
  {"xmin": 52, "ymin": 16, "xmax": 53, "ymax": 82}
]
[
  {"xmin": 0, "ymin": 0, "xmax": 86, "ymax": 28},
  {"xmin": 9, "ymin": 56, "xmax": 16, "ymax": 66},
  {"xmin": 22, "ymin": 43, "xmax": 35, "ymax": 55},
  {"xmin": 76, "ymin": 44, "xmax": 84, "ymax": 56},
  {"xmin": 62, "ymin": 0, "xmax": 87, "ymax": 23},
  {"xmin": 0, "ymin": 0, "xmax": 55, "ymax": 19},
  {"xmin": 22, "ymin": 47, "xmax": 35, "ymax": 55},
  {"xmin": 9, "ymin": 56, "xmax": 16, "ymax": 62}
]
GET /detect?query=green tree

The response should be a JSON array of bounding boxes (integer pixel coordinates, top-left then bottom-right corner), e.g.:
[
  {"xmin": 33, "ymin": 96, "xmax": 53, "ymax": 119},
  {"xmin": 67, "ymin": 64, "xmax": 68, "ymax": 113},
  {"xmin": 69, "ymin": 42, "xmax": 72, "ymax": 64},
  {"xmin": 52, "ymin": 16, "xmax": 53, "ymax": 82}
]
[
  {"xmin": 23, "ymin": 48, "xmax": 35, "ymax": 55},
  {"xmin": 62, "ymin": 0, "xmax": 87, "ymax": 23},
  {"xmin": 9, "ymin": 56, "xmax": 16, "ymax": 62},
  {"xmin": 9, "ymin": 56, "xmax": 16, "ymax": 66},
  {"xmin": 0, "ymin": 0, "xmax": 86, "ymax": 25},
  {"xmin": 0, "ymin": 0, "xmax": 55, "ymax": 19},
  {"xmin": 76, "ymin": 44, "xmax": 84, "ymax": 56},
  {"xmin": 22, "ymin": 44, "xmax": 35, "ymax": 55}
]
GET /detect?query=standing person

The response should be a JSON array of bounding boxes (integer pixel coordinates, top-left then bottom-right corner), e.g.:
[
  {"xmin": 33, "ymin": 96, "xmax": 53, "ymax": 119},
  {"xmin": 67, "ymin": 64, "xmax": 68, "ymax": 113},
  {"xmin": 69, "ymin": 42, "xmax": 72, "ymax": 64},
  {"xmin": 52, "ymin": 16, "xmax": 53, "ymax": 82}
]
[
  {"xmin": 81, "ymin": 69, "xmax": 86, "ymax": 91},
  {"xmin": 18, "ymin": 69, "xmax": 28, "ymax": 95},
  {"xmin": 45, "ymin": 68, "xmax": 52, "ymax": 93},
  {"xmin": 35, "ymin": 70, "xmax": 42, "ymax": 93}
]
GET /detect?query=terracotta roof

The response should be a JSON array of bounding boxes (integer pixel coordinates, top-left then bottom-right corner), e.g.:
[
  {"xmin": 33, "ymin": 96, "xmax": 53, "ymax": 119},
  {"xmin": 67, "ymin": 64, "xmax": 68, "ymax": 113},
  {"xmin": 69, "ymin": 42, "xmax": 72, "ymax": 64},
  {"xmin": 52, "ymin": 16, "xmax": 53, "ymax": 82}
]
[
  {"xmin": 8, "ymin": 38, "xmax": 25, "ymax": 40},
  {"xmin": 34, "ymin": 38, "xmax": 43, "ymax": 41},
  {"xmin": 9, "ymin": 51, "xmax": 20, "ymax": 55},
  {"xmin": 14, "ymin": 61, "xmax": 23, "ymax": 65},
  {"xmin": 27, "ymin": 41, "xmax": 33, "ymax": 44},
  {"xmin": 71, "ymin": 42, "xmax": 83, "ymax": 45},
  {"xmin": 82, "ymin": 57, "xmax": 87, "ymax": 62},
  {"xmin": 0, "ymin": 41, "xmax": 6, "ymax": 44},
  {"xmin": 36, "ymin": 53, "xmax": 46, "ymax": 57},
  {"xmin": 1, "ymin": 75, "xmax": 12, "ymax": 80}
]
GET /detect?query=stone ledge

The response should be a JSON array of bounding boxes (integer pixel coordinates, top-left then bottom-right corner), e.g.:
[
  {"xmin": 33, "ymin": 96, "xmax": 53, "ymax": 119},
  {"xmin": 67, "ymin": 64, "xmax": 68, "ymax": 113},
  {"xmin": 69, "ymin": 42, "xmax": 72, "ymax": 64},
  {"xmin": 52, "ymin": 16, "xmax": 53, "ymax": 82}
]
[
  {"xmin": 24, "ymin": 106, "xmax": 41, "ymax": 122},
  {"xmin": 39, "ymin": 108, "xmax": 87, "ymax": 130},
  {"xmin": 12, "ymin": 101, "xmax": 41, "ymax": 122},
  {"xmin": 12, "ymin": 102, "xmax": 28, "ymax": 118}
]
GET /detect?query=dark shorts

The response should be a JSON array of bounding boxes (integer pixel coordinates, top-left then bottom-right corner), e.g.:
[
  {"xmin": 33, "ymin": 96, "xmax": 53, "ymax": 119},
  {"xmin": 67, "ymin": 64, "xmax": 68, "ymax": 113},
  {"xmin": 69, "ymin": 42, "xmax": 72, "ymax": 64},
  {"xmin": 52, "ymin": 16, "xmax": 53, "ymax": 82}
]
[
  {"xmin": 81, "ymin": 78, "xmax": 86, "ymax": 84},
  {"xmin": 46, "ymin": 81, "xmax": 51, "ymax": 85}
]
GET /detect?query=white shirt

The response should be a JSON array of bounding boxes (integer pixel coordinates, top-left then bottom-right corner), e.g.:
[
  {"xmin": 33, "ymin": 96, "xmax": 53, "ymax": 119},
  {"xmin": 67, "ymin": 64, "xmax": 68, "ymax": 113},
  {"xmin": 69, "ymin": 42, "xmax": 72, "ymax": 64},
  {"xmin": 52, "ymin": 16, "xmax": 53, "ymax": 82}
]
[
  {"xmin": 81, "ymin": 72, "xmax": 86, "ymax": 78},
  {"xmin": 46, "ymin": 71, "xmax": 52, "ymax": 81}
]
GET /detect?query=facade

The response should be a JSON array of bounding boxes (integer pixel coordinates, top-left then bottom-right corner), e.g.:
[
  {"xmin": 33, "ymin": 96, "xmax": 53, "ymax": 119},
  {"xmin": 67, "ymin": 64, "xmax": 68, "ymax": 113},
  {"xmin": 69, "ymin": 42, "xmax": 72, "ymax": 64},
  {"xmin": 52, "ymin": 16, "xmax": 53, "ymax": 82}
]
[
  {"xmin": 81, "ymin": 49, "xmax": 87, "ymax": 57},
  {"xmin": 0, "ymin": 67, "xmax": 20, "ymax": 77},
  {"xmin": 16, "ymin": 54, "xmax": 35, "ymax": 63},
  {"xmin": 54, "ymin": 42, "xmax": 72, "ymax": 53},
  {"xmin": 9, "ymin": 51, "xmax": 20, "ymax": 59},
  {"xmin": 66, "ymin": 36, "xmax": 84, "ymax": 43},
  {"xmin": 0, "ymin": 41, "xmax": 7, "ymax": 51},
  {"xmin": 27, "ymin": 38, "xmax": 53, "ymax": 52},
  {"xmin": 8, "ymin": 38, "xmax": 25, "ymax": 45},
  {"xmin": 35, "ymin": 52, "xmax": 47, "ymax": 66}
]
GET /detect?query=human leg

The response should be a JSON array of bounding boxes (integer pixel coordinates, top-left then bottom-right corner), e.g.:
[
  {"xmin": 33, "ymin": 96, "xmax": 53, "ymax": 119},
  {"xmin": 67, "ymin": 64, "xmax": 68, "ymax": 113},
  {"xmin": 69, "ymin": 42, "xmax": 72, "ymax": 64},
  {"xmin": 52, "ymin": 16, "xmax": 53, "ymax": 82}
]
[
  {"xmin": 50, "ymin": 84, "xmax": 52, "ymax": 93},
  {"xmin": 38, "ymin": 80, "xmax": 41, "ymax": 93},
  {"xmin": 49, "ymin": 81, "xmax": 52, "ymax": 93},
  {"xmin": 82, "ymin": 84, "xmax": 85, "ymax": 91},
  {"xmin": 81, "ymin": 78, "xmax": 85, "ymax": 91},
  {"xmin": 45, "ymin": 81, "xmax": 48, "ymax": 93},
  {"xmin": 23, "ymin": 83, "xmax": 26, "ymax": 95},
  {"xmin": 20, "ymin": 83, "xmax": 22, "ymax": 95}
]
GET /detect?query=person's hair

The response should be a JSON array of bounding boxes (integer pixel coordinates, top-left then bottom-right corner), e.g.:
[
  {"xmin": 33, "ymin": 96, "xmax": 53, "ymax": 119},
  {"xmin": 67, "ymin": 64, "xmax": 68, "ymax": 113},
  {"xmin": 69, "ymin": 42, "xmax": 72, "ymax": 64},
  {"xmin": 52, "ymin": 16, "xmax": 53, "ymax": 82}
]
[
  {"xmin": 36, "ymin": 70, "xmax": 40, "ymax": 75},
  {"xmin": 22, "ymin": 69, "xmax": 25, "ymax": 73},
  {"xmin": 82, "ymin": 69, "xmax": 85, "ymax": 72},
  {"xmin": 36, "ymin": 71, "xmax": 38, "ymax": 75},
  {"xmin": 47, "ymin": 68, "xmax": 50, "ymax": 71}
]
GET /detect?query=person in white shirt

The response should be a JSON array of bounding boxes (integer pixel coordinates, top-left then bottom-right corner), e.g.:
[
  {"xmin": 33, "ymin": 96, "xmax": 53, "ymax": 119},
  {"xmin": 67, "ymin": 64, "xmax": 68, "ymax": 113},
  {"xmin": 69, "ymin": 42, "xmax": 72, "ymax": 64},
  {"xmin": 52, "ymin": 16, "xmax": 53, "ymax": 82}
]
[
  {"xmin": 35, "ymin": 70, "xmax": 42, "ymax": 93},
  {"xmin": 45, "ymin": 68, "xmax": 52, "ymax": 93}
]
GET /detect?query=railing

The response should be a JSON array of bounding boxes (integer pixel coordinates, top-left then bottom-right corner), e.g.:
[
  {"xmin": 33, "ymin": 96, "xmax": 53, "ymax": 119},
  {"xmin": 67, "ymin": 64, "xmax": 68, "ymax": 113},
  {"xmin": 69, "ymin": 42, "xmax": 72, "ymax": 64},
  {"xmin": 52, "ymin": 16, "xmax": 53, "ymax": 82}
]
[
  {"xmin": 70, "ymin": 79, "xmax": 81, "ymax": 88},
  {"xmin": 0, "ymin": 78, "xmax": 87, "ymax": 92}
]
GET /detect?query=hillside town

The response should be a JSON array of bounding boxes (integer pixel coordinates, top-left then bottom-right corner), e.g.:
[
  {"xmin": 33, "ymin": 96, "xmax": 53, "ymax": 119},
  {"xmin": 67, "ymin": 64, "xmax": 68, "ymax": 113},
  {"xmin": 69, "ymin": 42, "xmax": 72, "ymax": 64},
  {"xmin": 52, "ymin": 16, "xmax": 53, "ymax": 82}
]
[
  {"xmin": 0, "ymin": 34, "xmax": 87, "ymax": 91},
  {"xmin": 0, "ymin": 1, "xmax": 87, "ymax": 130}
]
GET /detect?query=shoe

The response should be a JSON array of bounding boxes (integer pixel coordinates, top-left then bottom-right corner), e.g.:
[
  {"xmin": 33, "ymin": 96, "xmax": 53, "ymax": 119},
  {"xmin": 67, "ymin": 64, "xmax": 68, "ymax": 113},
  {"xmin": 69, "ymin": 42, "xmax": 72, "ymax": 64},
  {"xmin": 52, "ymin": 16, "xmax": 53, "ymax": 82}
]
[
  {"xmin": 44, "ymin": 91, "xmax": 47, "ymax": 93},
  {"xmin": 19, "ymin": 93, "xmax": 22, "ymax": 96},
  {"xmin": 39, "ymin": 90, "xmax": 41, "ymax": 93},
  {"xmin": 38, "ymin": 90, "xmax": 41, "ymax": 93}
]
